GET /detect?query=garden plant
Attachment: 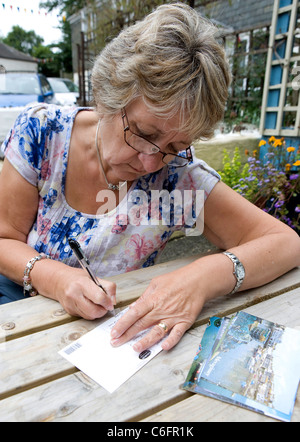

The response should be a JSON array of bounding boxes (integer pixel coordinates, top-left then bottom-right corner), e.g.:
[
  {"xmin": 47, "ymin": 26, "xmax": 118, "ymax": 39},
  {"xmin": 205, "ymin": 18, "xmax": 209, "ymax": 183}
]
[{"xmin": 218, "ymin": 137, "xmax": 300, "ymax": 234}]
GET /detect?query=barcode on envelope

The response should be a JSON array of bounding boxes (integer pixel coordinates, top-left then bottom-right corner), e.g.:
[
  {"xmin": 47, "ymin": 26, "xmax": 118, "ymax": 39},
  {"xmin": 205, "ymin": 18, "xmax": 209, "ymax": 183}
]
[{"xmin": 64, "ymin": 342, "xmax": 82, "ymax": 355}]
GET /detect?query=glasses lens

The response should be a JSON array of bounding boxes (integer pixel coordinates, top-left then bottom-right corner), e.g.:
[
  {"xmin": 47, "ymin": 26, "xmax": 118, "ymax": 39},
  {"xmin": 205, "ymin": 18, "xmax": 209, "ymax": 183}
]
[
  {"xmin": 163, "ymin": 154, "xmax": 189, "ymax": 167},
  {"xmin": 126, "ymin": 133, "xmax": 159, "ymax": 154},
  {"xmin": 125, "ymin": 131, "xmax": 191, "ymax": 168}
]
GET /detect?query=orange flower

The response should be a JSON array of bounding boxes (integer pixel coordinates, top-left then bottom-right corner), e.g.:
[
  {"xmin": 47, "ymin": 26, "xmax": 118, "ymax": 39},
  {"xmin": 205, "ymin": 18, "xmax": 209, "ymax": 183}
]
[
  {"xmin": 253, "ymin": 150, "xmax": 258, "ymax": 157},
  {"xmin": 285, "ymin": 163, "xmax": 291, "ymax": 171},
  {"xmin": 274, "ymin": 139, "xmax": 282, "ymax": 147},
  {"xmin": 287, "ymin": 147, "xmax": 296, "ymax": 153},
  {"xmin": 293, "ymin": 160, "xmax": 300, "ymax": 167},
  {"xmin": 268, "ymin": 136, "xmax": 276, "ymax": 143},
  {"xmin": 258, "ymin": 140, "xmax": 266, "ymax": 147}
]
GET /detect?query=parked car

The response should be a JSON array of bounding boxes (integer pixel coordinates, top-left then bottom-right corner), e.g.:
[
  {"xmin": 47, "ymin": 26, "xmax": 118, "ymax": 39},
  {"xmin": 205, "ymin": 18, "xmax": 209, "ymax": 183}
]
[
  {"xmin": 0, "ymin": 72, "xmax": 55, "ymax": 107},
  {"xmin": 47, "ymin": 77, "xmax": 79, "ymax": 106}
]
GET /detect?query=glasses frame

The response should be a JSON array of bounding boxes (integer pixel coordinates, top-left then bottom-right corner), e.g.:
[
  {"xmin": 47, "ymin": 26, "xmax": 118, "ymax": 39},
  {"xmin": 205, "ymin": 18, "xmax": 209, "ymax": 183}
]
[{"xmin": 121, "ymin": 108, "xmax": 193, "ymax": 168}]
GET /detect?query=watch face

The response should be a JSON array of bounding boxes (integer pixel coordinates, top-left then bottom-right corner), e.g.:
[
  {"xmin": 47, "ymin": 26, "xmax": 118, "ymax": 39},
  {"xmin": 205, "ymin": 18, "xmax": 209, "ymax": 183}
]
[{"xmin": 236, "ymin": 264, "xmax": 245, "ymax": 279}]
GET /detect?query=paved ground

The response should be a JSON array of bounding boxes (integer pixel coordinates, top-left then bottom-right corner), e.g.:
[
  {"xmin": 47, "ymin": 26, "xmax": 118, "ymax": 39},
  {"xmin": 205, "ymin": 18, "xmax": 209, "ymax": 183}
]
[{"xmin": 157, "ymin": 233, "xmax": 218, "ymax": 263}]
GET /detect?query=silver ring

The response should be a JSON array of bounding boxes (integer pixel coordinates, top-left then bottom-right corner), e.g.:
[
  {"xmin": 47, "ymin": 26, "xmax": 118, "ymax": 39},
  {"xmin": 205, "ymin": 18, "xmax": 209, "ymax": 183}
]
[{"xmin": 157, "ymin": 322, "xmax": 169, "ymax": 333}]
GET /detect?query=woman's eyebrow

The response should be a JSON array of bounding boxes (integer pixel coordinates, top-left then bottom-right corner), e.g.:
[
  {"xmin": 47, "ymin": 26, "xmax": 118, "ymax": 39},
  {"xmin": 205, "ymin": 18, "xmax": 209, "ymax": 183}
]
[
  {"xmin": 176, "ymin": 140, "xmax": 191, "ymax": 146},
  {"xmin": 133, "ymin": 118, "xmax": 190, "ymax": 146},
  {"xmin": 143, "ymin": 124, "xmax": 190, "ymax": 145}
]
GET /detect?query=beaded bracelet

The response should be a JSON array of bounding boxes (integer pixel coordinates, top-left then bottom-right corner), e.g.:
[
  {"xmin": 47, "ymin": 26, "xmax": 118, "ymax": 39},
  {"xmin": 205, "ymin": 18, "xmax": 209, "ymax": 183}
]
[{"xmin": 23, "ymin": 253, "xmax": 50, "ymax": 297}]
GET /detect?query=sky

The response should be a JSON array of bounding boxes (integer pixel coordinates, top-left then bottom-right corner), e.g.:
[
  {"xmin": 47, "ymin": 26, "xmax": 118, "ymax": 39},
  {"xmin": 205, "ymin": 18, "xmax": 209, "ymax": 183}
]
[{"xmin": 0, "ymin": 0, "xmax": 63, "ymax": 46}]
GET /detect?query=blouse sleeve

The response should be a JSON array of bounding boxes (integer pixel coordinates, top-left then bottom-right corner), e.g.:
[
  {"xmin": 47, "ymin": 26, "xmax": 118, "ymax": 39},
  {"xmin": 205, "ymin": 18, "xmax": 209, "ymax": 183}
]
[
  {"xmin": 173, "ymin": 147, "xmax": 221, "ymax": 199},
  {"xmin": 189, "ymin": 156, "xmax": 221, "ymax": 200},
  {"xmin": 0, "ymin": 104, "xmax": 48, "ymax": 186}
]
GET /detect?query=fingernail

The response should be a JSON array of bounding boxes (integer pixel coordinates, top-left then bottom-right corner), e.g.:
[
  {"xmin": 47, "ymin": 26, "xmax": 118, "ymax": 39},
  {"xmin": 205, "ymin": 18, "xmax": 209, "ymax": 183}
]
[
  {"xmin": 161, "ymin": 342, "xmax": 169, "ymax": 351},
  {"xmin": 111, "ymin": 338, "xmax": 121, "ymax": 347},
  {"xmin": 111, "ymin": 329, "xmax": 118, "ymax": 339},
  {"xmin": 133, "ymin": 343, "xmax": 141, "ymax": 352}
]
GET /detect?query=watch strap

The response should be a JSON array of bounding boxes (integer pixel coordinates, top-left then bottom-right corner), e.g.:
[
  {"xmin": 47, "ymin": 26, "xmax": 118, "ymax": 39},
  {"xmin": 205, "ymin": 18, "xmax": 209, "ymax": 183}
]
[{"xmin": 223, "ymin": 251, "xmax": 245, "ymax": 295}]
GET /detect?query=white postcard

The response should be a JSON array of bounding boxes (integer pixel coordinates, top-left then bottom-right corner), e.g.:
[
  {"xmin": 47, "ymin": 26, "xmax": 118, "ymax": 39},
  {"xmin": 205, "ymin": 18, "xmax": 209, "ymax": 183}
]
[{"xmin": 59, "ymin": 308, "xmax": 166, "ymax": 393}]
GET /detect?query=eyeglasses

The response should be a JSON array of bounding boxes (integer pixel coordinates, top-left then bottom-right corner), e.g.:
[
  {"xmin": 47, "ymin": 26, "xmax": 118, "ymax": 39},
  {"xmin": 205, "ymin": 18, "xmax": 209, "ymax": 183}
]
[{"xmin": 121, "ymin": 108, "xmax": 193, "ymax": 168}]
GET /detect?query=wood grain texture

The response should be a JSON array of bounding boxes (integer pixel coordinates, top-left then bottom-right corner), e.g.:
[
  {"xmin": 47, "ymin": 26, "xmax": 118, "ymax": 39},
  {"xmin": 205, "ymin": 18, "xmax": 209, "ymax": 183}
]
[{"xmin": 0, "ymin": 288, "xmax": 299, "ymax": 422}]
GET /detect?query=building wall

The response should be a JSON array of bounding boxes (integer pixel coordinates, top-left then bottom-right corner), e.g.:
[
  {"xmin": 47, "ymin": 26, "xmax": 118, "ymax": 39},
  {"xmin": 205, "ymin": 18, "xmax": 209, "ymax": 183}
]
[
  {"xmin": 69, "ymin": 11, "xmax": 82, "ymax": 77},
  {"xmin": 197, "ymin": 0, "xmax": 274, "ymax": 31},
  {"xmin": 69, "ymin": 0, "xmax": 275, "ymax": 72},
  {"xmin": 0, "ymin": 58, "xmax": 37, "ymax": 73},
  {"xmin": 68, "ymin": 0, "xmax": 276, "ymax": 99}
]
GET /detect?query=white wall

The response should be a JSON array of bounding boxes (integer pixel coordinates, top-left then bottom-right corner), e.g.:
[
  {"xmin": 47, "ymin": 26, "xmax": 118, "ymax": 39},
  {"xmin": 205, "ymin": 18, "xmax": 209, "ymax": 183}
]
[{"xmin": 0, "ymin": 58, "xmax": 37, "ymax": 73}]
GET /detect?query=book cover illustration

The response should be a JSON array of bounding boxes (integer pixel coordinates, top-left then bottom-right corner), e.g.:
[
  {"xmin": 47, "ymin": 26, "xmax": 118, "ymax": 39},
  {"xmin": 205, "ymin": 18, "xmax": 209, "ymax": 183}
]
[{"xmin": 182, "ymin": 312, "xmax": 300, "ymax": 422}]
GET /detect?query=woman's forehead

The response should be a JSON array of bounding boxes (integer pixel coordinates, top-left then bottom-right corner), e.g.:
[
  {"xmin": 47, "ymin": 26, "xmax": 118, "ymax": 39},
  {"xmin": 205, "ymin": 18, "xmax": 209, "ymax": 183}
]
[{"xmin": 127, "ymin": 98, "xmax": 191, "ymax": 144}]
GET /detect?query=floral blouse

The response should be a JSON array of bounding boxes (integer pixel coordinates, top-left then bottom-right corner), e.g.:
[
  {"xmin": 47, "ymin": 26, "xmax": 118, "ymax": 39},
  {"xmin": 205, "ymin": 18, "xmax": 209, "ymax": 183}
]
[{"xmin": 1, "ymin": 104, "xmax": 220, "ymax": 277}]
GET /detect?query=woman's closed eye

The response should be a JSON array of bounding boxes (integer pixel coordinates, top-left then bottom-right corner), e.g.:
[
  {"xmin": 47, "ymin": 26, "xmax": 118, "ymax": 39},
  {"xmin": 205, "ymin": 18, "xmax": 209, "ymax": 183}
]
[
  {"xmin": 167, "ymin": 144, "xmax": 181, "ymax": 155},
  {"xmin": 132, "ymin": 123, "xmax": 185, "ymax": 155},
  {"xmin": 135, "ymin": 126, "xmax": 156, "ymax": 140}
]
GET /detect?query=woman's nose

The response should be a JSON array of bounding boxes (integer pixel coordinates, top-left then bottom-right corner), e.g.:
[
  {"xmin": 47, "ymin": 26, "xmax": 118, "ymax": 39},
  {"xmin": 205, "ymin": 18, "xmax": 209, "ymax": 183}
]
[{"xmin": 137, "ymin": 152, "xmax": 163, "ymax": 172}]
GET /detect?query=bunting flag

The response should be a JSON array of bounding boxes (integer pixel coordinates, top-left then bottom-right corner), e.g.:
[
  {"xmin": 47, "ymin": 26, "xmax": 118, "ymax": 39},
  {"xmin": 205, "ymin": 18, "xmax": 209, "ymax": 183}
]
[
  {"xmin": 1, "ymin": 2, "xmax": 65, "ymax": 20},
  {"xmin": 34, "ymin": 57, "xmax": 55, "ymax": 64}
]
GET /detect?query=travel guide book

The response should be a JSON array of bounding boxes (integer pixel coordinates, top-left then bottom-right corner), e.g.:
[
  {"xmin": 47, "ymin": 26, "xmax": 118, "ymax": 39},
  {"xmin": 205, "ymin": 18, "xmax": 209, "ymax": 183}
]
[{"xmin": 182, "ymin": 311, "xmax": 300, "ymax": 422}]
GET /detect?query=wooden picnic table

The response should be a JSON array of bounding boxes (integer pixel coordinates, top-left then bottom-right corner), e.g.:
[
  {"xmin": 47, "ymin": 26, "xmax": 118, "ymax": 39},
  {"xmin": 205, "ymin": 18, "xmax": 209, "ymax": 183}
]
[{"xmin": 0, "ymin": 252, "xmax": 299, "ymax": 423}]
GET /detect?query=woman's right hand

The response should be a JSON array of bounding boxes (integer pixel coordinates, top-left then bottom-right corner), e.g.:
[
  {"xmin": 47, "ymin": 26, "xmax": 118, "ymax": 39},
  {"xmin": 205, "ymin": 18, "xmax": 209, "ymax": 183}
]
[{"xmin": 52, "ymin": 267, "xmax": 117, "ymax": 320}]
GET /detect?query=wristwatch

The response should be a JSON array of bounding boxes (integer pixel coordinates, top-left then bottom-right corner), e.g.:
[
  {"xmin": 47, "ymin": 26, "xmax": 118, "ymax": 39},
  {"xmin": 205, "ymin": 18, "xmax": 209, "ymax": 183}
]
[{"xmin": 223, "ymin": 251, "xmax": 245, "ymax": 295}]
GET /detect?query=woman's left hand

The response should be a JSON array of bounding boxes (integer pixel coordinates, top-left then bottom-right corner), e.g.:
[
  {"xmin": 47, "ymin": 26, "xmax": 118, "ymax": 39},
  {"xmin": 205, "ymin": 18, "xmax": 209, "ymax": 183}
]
[{"xmin": 110, "ymin": 265, "xmax": 206, "ymax": 352}]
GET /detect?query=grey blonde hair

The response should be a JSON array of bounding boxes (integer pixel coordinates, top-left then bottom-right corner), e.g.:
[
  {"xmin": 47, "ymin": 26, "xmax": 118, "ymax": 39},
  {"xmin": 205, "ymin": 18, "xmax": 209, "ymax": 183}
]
[{"xmin": 91, "ymin": 3, "xmax": 231, "ymax": 141}]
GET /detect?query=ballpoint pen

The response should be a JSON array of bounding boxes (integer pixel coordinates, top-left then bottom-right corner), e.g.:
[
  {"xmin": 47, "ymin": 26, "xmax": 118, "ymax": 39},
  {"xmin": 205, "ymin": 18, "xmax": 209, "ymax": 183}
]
[{"xmin": 68, "ymin": 238, "xmax": 117, "ymax": 316}]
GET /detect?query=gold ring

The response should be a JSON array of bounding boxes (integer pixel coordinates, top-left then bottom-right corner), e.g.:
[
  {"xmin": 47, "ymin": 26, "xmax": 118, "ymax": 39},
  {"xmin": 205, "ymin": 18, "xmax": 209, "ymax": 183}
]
[{"xmin": 157, "ymin": 322, "xmax": 168, "ymax": 333}]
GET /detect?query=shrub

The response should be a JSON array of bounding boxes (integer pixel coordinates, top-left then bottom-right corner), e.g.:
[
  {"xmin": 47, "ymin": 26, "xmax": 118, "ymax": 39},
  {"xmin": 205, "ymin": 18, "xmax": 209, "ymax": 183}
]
[{"xmin": 219, "ymin": 138, "xmax": 300, "ymax": 233}]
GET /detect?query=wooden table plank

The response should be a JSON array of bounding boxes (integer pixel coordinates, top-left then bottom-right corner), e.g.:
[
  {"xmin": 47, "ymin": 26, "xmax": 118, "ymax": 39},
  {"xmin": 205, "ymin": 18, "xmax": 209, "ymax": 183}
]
[
  {"xmin": 0, "ymin": 296, "xmax": 73, "ymax": 342},
  {"xmin": 142, "ymin": 287, "xmax": 300, "ymax": 423},
  {"xmin": 0, "ymin": 288, "xmax": 299, "ymax": 422},
  {"xmin": 140, "ymin": 389, "xmax": 300, "ymax": 422},
  {"xmin": 0, "ymin": 317, "xmax": 107, "ymax": 401},
  {"xmin": 1, "ymin": 256, "xmax": 299, "ymax": 341},
  {"xmin": 0, "ymin": 328, "xmax": 202, "ymax": 422},
  {"xmin": 1, "ymin": 268, "xmax": 299, "ymax": 400}
]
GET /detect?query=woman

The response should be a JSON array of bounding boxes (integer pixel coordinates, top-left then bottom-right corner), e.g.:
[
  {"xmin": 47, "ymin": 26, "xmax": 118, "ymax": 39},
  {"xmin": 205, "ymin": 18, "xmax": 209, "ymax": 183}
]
[{"xmin": 0, "ymin": 4, "xmax": 299, "ymax": 354}]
